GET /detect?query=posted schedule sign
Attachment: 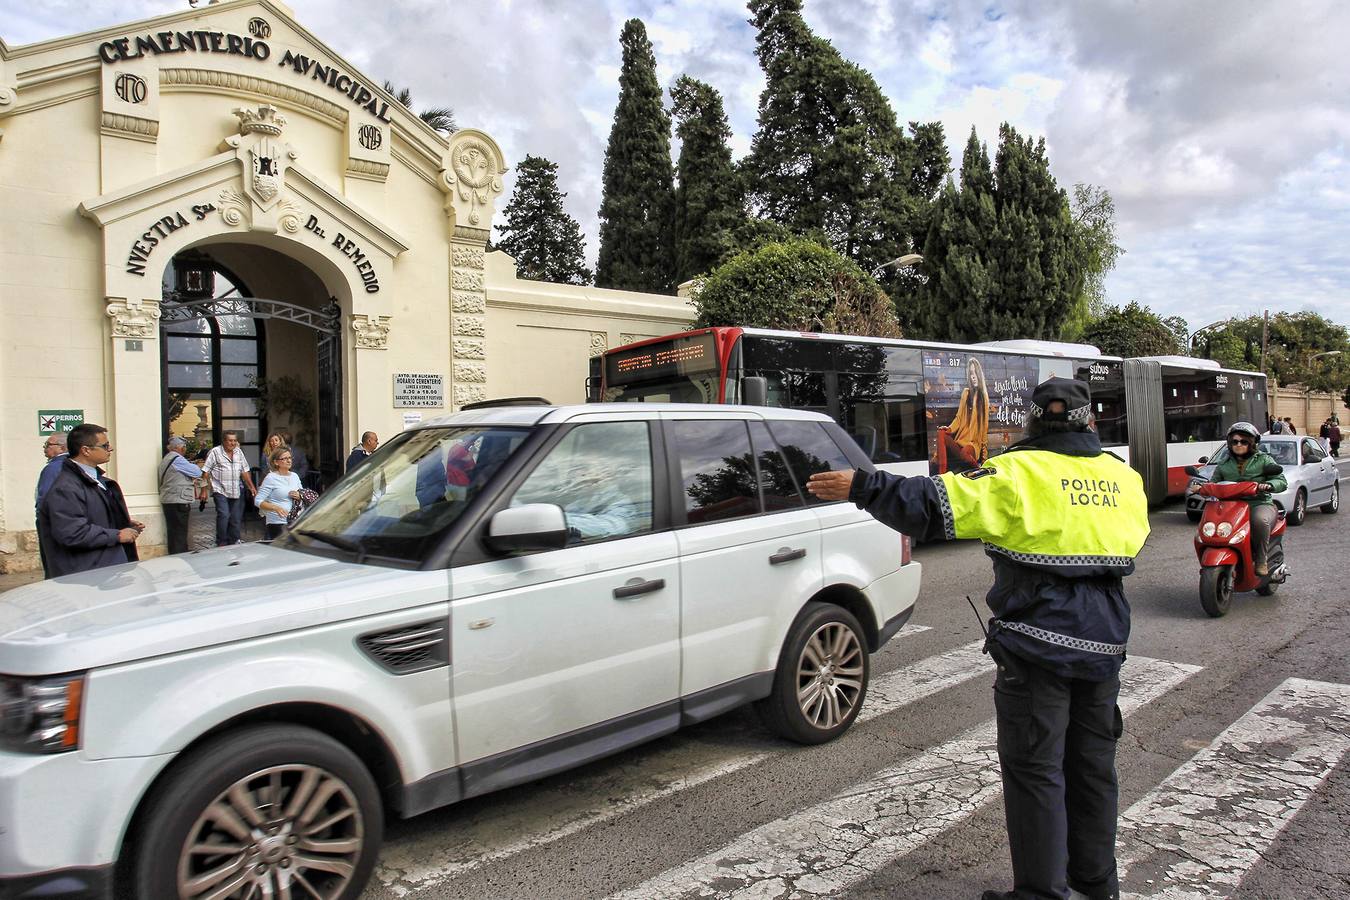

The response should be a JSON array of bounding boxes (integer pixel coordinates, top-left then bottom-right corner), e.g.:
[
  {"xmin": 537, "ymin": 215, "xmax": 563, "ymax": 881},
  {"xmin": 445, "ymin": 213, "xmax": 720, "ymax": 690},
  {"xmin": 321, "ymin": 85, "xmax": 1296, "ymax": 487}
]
[{"xmin": 393, "ymin": 373, "xmax": 444, "ymax": 408}]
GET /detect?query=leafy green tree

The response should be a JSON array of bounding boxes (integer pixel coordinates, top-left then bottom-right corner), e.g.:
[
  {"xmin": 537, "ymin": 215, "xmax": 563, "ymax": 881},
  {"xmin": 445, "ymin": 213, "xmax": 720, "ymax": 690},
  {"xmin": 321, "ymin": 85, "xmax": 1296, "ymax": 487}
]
[
  {"xmin": 1194, "ymin": 311, "xmax": 1350, "ymax": 392},
  {"xmin": 596, "ymin": 19, "xmax": 676, "ymax": 293},
  {"xmin": 741, "ymin": 0, "xmax": 914, "ymax": 275},
  {"xmin": 692, "ymin": 238, "xmax": 900, "ymax": 337},
  {"xmin": 1080, "ymin": 302, "xmax": 1185, "ymax": 357},
  {"xmin": 670, "ymin": 76, "xmax": 744, "ymax": 285},
  {"xmin": 1061, "ymin": 184, "xmax": 1124, "ymax": 340},
  {"xmin": 496, "ymin": 155, "xmax": 593, "ymax": 285},
  {"xmin": 381, "ymin": 80, "xmax": 456, "ymax": 133}
]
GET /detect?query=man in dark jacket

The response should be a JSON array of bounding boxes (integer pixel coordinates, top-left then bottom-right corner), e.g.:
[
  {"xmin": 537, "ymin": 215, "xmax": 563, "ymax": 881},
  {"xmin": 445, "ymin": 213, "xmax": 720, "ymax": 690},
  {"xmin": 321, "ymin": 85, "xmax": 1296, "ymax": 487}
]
[
  {"xmin": 39, "ymin": 423, "xmax": 143, "ymax": 577},
  {"xmin": 346, "ymin": 431, "xmax": 378, "ymax": 473},
  {"xmin": 808, "ymin": 378, "xmax": 1150, "ymax": 900}
]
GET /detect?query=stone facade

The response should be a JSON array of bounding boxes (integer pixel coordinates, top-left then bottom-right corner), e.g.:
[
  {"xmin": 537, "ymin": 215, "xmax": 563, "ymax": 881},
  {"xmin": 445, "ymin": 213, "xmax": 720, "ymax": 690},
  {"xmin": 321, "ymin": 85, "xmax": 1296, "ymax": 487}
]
[{"xmin": 0, "ymin": 0, "xmax": 694, "ymax": 573}]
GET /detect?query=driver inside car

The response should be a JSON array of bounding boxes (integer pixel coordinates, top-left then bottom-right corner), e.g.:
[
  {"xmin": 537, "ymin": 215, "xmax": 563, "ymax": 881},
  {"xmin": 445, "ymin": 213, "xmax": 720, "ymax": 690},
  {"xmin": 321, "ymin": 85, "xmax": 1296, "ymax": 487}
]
[{"xmin": 1210, "ymin": 422, "xmax": 1287, "ymax": 576}]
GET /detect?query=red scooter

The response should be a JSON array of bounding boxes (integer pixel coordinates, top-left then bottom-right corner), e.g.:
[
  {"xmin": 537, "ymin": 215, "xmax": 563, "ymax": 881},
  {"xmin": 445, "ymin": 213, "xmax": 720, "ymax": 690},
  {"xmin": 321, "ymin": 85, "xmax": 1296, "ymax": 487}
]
[{"xmin": 1190, "ymin": 472, "xmax": 1288, "ymax": 617}]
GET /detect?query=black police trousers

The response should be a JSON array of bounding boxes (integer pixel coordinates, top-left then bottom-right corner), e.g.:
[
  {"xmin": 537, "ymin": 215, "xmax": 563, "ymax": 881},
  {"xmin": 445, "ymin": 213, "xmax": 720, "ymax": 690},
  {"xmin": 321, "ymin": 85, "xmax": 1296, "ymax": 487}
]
[{"xmin": 993, "ymin": 657, "xmax": 1123, "ymax": 900}]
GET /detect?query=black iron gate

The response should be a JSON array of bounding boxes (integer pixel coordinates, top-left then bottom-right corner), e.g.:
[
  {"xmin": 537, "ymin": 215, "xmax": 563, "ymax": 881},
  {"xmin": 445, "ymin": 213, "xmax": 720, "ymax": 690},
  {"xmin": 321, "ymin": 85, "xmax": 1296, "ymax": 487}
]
[{"xmin": 316, "ymin": 309, "xmax": 343, "ymax": 489}]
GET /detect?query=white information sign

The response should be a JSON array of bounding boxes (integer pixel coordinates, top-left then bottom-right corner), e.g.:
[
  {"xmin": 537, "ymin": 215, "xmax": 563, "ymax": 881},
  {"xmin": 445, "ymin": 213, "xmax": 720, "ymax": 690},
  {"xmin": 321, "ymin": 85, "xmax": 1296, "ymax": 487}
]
[
  {"xmin": 402, "ymin": 411, "xmax": 423, "ymax": 430},
  {"xmin": 393, "ymin": 373, "xmax": 444, "ymax": 408}
]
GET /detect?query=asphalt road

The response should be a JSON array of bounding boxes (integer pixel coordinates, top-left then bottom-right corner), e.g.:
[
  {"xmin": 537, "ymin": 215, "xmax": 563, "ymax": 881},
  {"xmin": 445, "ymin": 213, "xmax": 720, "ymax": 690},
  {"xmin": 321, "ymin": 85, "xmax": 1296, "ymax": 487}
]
[{"xmin": 363, "ymin": 468, "xmax": 1350, "ymax": 900}]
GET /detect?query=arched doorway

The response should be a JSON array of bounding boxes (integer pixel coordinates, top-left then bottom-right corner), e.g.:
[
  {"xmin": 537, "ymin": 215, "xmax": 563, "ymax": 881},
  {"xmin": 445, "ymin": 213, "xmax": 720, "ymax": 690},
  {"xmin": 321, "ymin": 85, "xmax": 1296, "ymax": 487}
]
[{"xmin": 160, "ymin": 247, "xmax": 344, "ymax": 491}]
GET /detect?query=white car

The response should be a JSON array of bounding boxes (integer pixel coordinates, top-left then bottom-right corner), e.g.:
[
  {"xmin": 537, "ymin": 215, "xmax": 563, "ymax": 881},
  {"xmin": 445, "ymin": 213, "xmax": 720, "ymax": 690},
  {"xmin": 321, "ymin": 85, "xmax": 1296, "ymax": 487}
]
[
  {"xmin": 0, "ymin": 404, "xmax": 920, "ymax": 900},
  {"xmin": 1184, "ymin": 433, "xmax": 1340, "ymax": 525}
]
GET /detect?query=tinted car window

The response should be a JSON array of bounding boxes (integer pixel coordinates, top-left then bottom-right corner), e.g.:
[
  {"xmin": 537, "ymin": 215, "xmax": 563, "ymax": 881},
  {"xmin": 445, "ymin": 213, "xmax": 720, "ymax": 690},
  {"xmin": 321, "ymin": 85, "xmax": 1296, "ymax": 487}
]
[
  {"xmin": 1303, "ymin": 439, "xmax": 1325, "ymax": 462},
  {"xmin": 512, "ymin": 421, "xmax": 654, "ymax": 543},
  {"xmin": 749, "ymin": 421, "xmax": 806, "ymax": 511},
  {"xmin": 672, "ymin": 420, "xmax": 760, "ymax": 524},
  {"xmin": 767, "ymin": 421, "xmax": 854, "ymax": 504}
]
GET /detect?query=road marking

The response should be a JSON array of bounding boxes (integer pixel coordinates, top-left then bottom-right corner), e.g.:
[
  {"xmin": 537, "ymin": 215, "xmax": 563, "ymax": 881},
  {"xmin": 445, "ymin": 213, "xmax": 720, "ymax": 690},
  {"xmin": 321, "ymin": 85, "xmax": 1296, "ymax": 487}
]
[
  {"xmin": 373, "ymin": 623, "xmax": 975, "ymax": 895},
  {"xmin": 608, "ymin": 656, "xmax": 1201, "ymax": 900},
  {"xmin": 1118, "ymin": 677, "xmax": 1350, "ymax": 899}
]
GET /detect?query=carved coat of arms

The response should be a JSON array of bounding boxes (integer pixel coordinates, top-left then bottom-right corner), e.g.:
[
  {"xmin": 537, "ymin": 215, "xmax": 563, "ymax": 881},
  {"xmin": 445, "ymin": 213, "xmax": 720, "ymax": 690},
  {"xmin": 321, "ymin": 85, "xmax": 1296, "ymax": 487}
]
[{"xmin": 249, "ymin": 139, "xmax": 285, "ymax": 205}]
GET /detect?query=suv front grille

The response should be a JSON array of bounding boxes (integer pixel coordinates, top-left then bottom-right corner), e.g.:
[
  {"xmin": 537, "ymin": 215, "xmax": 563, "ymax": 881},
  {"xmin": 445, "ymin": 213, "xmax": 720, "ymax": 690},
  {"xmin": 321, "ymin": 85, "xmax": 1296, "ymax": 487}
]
[{"xmin": 358, "ymin": 620, "xmax": 449, "ymax": 674}]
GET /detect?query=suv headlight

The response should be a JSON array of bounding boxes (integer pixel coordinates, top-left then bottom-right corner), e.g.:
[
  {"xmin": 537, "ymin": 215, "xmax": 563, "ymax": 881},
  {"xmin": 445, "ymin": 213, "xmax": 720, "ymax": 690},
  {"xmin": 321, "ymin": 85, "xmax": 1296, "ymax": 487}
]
[{"xmin": 0, "ymin": 673, "xmax": 85, "ymax": 753}]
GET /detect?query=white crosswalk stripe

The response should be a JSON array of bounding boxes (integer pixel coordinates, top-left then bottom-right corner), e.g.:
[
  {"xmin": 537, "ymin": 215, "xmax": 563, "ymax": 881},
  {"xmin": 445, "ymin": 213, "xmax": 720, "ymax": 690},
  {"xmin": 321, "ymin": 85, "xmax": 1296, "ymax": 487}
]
[
  {"xmin": 1118, "ymin": 677, "xmax": 1350, "ymax": 899},
  {"xmin": 374, "ymin": 623, "xmax": 973, "ymax": 895},
  {"xmin": 608, "ymin": 656, "xmax": 1202, "ymax": 900}
]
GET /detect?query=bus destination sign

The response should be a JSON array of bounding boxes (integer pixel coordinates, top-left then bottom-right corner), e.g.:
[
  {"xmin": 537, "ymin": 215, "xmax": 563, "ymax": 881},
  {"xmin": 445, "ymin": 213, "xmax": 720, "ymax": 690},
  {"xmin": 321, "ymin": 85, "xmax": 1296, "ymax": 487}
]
[{"xmin": 606, "ymin": 333, "xmax": 718, "ymax": 385}]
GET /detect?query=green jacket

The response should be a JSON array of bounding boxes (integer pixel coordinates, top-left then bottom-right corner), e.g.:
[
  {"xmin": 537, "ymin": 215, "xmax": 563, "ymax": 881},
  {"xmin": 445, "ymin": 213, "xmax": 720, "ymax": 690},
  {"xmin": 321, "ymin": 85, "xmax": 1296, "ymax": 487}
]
[{"xmin": 1211, "ymin": 450, "xmax": 1287, "ymax": 507}]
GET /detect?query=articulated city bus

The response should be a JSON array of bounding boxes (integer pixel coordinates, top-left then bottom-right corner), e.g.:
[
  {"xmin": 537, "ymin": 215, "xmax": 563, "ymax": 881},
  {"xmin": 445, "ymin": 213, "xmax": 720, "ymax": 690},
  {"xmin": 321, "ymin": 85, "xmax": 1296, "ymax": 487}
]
[{"xmin": 595, "ymin": 327, "xmax": 1268, "ymax": 503}]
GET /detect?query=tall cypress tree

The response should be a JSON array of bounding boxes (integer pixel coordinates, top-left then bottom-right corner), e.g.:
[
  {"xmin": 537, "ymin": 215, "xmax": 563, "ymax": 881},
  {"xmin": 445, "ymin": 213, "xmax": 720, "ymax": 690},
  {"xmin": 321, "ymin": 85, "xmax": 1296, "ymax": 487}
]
[
  {"xmin": 496, "ymin": 155, "xmax": 592, "ymax": 286},
  {"xmin": 596, "ymin": 19, "xmax": 676, "ymax": 293},
  {"xmin": 916, "ymin": 125, "xmax": 1080, "ymax": 342},
  {"xmin": 670, "ymin": 76, "xmax": 743, "ymax": 285},
  {"xmin": 915, "ymin": 129, "xmax": 998, "ymax": 341},
  {"xmin": 742, "ymin": 0, "xmax": 914, "ymax": 274}
]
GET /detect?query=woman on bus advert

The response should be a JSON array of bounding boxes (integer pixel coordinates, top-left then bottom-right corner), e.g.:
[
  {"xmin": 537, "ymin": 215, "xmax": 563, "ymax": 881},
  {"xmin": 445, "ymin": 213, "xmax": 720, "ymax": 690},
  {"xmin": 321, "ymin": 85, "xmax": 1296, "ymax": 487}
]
[{"xmin": 938, "ymin": 357, "xmax": 990, "ymax": 473}]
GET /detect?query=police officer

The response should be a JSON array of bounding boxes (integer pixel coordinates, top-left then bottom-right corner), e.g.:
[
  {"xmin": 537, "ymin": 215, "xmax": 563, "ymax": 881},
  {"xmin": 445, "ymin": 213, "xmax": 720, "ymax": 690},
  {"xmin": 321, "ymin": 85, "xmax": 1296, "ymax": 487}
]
[{"xmin": 808, "ymin": 377, "xmax": 1150, "ymax": 900}]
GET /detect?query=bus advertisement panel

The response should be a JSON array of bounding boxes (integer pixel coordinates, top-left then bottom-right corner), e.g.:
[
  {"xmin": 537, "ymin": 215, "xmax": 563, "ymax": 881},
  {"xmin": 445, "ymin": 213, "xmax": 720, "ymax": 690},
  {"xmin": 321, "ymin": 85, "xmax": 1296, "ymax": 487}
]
[{"xmin": 922, "ymin": 350, "xmax": 1074, "ymax": 475}]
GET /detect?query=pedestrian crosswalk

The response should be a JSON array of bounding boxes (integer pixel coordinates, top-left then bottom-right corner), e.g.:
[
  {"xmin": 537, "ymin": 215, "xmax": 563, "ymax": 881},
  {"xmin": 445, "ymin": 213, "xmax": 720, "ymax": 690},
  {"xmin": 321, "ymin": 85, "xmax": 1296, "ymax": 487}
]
[{"xmin": 367, "ymin": 627, "xmax": 1350, "ymax": 900}]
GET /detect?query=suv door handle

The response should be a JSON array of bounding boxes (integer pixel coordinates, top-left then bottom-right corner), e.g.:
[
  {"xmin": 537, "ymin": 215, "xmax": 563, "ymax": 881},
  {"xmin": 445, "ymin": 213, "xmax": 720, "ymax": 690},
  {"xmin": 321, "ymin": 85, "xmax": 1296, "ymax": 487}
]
[
  {"xmin": 613, "ymin": 577, "xmax": 665, "ymax": 600},
  {"xmin": 769, "ymin": 547, "xmax": 807, "ymax": 565}
]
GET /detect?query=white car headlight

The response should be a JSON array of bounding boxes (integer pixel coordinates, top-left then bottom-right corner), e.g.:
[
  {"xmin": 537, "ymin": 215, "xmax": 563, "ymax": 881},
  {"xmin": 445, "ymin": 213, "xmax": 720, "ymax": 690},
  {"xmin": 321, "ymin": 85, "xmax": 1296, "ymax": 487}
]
[
  {"xmin": 1216, "ymin": 522, "xmax": 1233, "ymax": 537},
  {"xmin": 1202, "ymin": 522, "xmax": 1217, "ymax": 537},
  {"xmin": 0, "ymin": 673, "xmax": 85, "ymax": 754}
]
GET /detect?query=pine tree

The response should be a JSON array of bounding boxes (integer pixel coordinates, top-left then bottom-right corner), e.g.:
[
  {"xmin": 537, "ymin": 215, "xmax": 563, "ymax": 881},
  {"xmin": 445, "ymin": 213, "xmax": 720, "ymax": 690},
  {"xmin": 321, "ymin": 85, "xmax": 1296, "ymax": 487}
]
[
  {"xmin": 496, "ymin": 155, "xmax": 592, "ymax": 286},
  {"xmin": 596, "ymin": 19, "xmax": 676, "ymax": 293},
  {"xmin": 741, "ymin": 0, "xmax": 914, "ymax": 274},
  {"xmin": 671, "ymin": 76, "xmax": 744, "ymax": 285}
]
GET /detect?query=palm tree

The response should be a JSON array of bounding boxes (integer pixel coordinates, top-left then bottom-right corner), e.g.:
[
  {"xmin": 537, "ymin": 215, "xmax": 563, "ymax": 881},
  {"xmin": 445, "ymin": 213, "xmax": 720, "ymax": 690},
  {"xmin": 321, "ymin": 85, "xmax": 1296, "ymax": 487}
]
[{"xmin": 382, "ymin": 80, "xmax": 457, "ymax": 134}]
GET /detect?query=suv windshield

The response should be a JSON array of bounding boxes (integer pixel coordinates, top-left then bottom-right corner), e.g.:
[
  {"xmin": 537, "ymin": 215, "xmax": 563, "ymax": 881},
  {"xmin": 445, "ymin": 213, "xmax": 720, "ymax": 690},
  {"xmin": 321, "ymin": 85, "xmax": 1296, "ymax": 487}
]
[
  {"xmin": 1207, "ymin": 440, "xmax": 1297, "ymax": 469},
  {"xmin": 286, "ymin": 425, "xmax": 530, "ymax": 563}
]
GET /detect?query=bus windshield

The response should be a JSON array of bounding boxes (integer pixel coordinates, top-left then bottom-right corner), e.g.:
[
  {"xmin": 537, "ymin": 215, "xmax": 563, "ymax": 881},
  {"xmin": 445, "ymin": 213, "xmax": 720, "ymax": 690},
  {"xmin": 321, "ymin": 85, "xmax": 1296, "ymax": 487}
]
[{"xmin": 602, "ymin": 332, "xmax": 723, "ymax": 403}]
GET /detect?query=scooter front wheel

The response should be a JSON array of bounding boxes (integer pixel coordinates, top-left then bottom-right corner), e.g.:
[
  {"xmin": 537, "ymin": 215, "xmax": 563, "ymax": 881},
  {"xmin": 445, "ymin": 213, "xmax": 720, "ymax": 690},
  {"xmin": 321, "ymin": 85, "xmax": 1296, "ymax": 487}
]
[{"xmin": 1200, "ymin": 565, "xmax": 1234, "ymax": 617}]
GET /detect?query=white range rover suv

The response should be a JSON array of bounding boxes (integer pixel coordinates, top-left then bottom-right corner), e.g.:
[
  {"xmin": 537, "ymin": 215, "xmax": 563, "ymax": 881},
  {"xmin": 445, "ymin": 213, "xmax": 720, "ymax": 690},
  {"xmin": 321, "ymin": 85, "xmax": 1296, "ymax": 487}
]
[{"xmin": 0, "ymin": 404, "xmax": 920, "ymax": 899}]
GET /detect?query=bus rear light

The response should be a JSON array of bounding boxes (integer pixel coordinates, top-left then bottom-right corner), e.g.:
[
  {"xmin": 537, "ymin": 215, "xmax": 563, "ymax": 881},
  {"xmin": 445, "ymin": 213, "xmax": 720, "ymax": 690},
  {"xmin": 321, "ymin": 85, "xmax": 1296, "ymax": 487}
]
[{"xmin": 901, "ymin": 534, "xmax": 911, "ymax": 566}]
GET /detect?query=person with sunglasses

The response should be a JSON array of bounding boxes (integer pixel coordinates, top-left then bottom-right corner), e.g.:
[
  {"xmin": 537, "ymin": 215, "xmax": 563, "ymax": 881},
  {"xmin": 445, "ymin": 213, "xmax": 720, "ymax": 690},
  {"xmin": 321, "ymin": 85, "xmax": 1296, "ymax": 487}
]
[
  {"xmin": 1210, "ymin": 422, "xmax": 1287, "ymax": 576},
  {"xmin": 37, "ymin": 422, "xmax": 144, "ymax": 577}
]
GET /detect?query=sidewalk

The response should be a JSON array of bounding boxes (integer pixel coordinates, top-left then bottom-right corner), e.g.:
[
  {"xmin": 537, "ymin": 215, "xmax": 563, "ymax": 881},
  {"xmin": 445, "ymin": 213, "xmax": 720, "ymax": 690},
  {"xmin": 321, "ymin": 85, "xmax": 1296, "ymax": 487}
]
[{"xmin": 0, "ymin": 503, "xmax": 266, "ymax": 594}]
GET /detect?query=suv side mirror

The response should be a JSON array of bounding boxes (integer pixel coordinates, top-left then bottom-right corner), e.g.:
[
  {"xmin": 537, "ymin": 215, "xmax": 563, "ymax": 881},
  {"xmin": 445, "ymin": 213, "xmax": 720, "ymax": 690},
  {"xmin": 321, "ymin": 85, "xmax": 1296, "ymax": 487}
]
[
  {"xmin": 1261, "ymin": 462, "xmax": 1284, "ymax": 478},
  {"xmin": 743, "ymin": 376, "xmax": 768, "ymax": 407},
  {"xmin": 1197, "ymin": 456, "xmax": 1209, "ymax": 464},
  {"xmin": 487, "ymin": 504, "xmax": 568, "ymax": 553},
  {"xmin": 1184, "ymin": 466, "xmax": 1200, "ymax": 478}
]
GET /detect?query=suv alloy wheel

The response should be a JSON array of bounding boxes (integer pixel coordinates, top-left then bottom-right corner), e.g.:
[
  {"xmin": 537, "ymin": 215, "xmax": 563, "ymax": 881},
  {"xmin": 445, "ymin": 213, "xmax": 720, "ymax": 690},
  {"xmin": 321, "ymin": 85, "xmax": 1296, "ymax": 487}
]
[
  {"xmin": 757, "ymin": 602, "xmax": 870, "ymax": 744},
  {"xmin": 129, "ymin": 724, "xmax": 382, "ymax": 900}
]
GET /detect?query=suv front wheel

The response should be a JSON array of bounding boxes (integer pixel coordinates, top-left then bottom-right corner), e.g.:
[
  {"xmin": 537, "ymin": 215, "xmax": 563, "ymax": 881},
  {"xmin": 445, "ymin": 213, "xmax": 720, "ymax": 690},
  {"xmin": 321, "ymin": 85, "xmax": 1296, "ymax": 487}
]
[
  {"xmin": 757, "ymin": 602, "xmax": 870, "ymax": 744},
  {"xmin": 128, "ymin": 724, "xmax": 383, "ymax": 900}
]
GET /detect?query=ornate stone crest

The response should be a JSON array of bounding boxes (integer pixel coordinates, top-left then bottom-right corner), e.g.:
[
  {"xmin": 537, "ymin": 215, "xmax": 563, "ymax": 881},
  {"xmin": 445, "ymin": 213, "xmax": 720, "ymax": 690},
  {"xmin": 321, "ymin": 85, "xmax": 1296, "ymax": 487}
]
[
  {"xmin": 351, "ymin": 314, "xmax": 391, "ymax": 350},
  {"xmin": 222, "ymin": 105, "xmax": 299, "ymax": 231},
  {"xmin": 441, "ymin": 131, "xmax": 506, "ymax": 231}
]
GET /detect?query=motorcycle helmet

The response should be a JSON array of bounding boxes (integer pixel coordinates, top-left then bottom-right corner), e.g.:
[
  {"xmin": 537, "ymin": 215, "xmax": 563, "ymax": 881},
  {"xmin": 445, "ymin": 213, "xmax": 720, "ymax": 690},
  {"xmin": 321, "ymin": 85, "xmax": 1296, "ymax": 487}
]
[{"xmin": 1226, "ymin": 422, "xmax": 1261, "ymax": 443}]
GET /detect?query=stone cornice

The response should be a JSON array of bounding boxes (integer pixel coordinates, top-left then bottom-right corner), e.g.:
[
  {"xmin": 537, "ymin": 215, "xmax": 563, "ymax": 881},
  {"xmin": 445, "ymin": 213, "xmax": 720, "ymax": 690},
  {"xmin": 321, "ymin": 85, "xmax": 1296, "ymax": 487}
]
[
  {"xmin": 161, "ymin": 68, "xmax": 347, "ymax": 127},
  {"xmin": 101, "ymin": 111, "xmax": 159, "ymax": 142}
]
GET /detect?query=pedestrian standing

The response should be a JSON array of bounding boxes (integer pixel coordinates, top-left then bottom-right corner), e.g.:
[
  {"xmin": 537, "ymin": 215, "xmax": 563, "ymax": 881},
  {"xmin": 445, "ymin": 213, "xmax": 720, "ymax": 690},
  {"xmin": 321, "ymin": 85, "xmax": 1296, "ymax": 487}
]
[
  {"xmin": 202, "ymin": 431, "xmax": 257, "ymax": 546},
  {"xmin": 807, "ymin": 378, "xmax": 1150, "ymax": 900},
  {"xmin": 35, "ymin": 433, "xmax": 68, "ymax": 576},
  {"xmin": 281, "ymin": 429, "xmax": 310, "ymax": 482},
  {"xmin": 38, "ymin": 423, "xmax": 144, "ymax": 577},
  {"xmin": 1284, "ymin": 417, "xmax": 1297, "ymax": 434},
  {"xmin": 1331, "ymin": 422, "xmax": 1342, "ymax": 458},
  {"xmin": 346, "ymin": 431, "xmax": 378, "ymax": 473},
  {"xmin": 255, "ymin": 446, "xmax": 303, "ymax": 540},
  {"xmin": 158, "ymin": 436, "xmax": 202, "ymax": 555},
  {"xmin": 1320, "ymin": 419, "xmax": 1333, "ymax": 455}
]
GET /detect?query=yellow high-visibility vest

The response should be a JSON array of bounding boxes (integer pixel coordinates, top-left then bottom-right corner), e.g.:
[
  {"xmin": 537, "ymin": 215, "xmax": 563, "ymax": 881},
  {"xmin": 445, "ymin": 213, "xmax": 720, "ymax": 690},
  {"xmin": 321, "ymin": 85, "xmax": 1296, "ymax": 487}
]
[{"xmin": 933, "ymin": 450, "xmax": 1150, "ymax": 566}]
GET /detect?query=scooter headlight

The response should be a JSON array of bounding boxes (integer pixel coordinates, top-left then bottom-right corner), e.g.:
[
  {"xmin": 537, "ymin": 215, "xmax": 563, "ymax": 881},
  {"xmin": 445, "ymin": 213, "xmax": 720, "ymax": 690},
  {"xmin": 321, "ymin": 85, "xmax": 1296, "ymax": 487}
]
[
  {"xmin": 1216, "ymin": 522, "xmax": 1233, "ymax": 538},
  {"xmin": 1202, "ymin": 522, "xmax": 1217, "ymax": 537}
]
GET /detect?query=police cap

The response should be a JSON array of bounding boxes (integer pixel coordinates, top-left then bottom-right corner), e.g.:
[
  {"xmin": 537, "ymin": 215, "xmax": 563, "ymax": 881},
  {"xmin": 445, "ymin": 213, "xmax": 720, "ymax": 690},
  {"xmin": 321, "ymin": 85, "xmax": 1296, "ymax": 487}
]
[{"xmin": 1029, "ymin": 377, "xmax": 1092, "ymax": 424}]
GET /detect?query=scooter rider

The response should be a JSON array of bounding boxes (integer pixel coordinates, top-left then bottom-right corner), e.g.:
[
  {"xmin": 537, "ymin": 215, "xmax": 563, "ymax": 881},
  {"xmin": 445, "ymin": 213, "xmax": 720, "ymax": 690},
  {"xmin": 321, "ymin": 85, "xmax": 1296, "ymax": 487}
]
[
  {"xmin": 808, "ymin": 378, "xmax": 1150, "ymax": 900},
  {"xmin": 1210, "ymin": 422, "xmax": 1287, "ymax": 576}
]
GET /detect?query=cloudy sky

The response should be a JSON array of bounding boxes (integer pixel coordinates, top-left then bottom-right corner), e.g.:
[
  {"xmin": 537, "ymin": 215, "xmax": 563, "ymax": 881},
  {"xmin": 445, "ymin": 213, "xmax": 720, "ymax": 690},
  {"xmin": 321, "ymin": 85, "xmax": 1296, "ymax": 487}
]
[{"xmin": 5, "ymin": 0, "xmax": 1348, "ymax": 330}]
